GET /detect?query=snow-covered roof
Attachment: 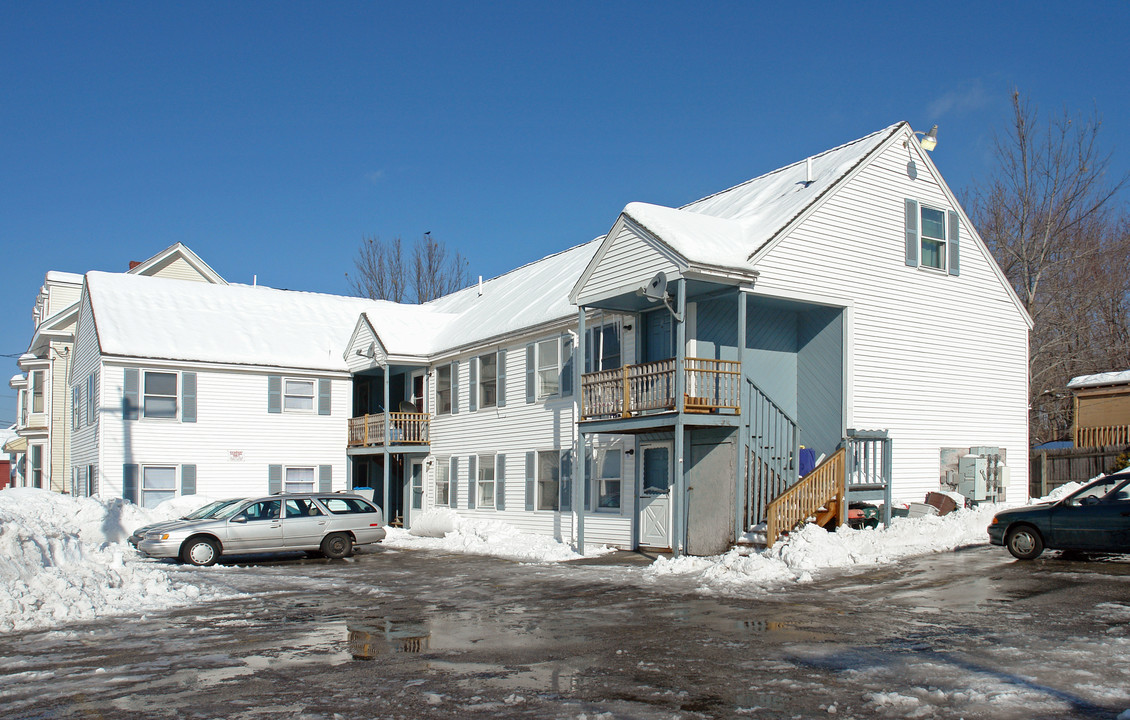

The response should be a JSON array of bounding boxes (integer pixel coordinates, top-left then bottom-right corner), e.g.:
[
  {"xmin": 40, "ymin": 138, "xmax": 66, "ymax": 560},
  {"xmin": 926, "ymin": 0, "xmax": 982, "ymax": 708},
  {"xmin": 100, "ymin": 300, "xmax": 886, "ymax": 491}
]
[
  {"xmin": 679, "ymin": 123, "xmax": 903, "ymax": 262},
  {"xmin": 86, "ymin": 272, "xmax": 388, "ymax": 371},
  {"xmin": 424, "ymin": 239, "xmax": 601, "ymax": 352},
  {"xmin": 621, "ymin": 203, "xmax": 752, "ymax": 271},
  {"xmin": 83, "ymin": 239, "xmax": 603, "ymax": 369},
  {"xmin": 45, "ymin": 271, "xmax": 84, "ymax": 285},
  {"xmin": 1067, "ymin": 370, "xmax": 1130, "ymax": 390}
]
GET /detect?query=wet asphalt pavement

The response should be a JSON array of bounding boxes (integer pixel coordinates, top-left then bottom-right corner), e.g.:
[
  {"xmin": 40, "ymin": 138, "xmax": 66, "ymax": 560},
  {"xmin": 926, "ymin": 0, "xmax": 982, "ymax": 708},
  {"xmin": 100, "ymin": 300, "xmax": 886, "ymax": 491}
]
[{"xmin": 2, "ymin": 545, "xmax": 1129, "ymax": 720}]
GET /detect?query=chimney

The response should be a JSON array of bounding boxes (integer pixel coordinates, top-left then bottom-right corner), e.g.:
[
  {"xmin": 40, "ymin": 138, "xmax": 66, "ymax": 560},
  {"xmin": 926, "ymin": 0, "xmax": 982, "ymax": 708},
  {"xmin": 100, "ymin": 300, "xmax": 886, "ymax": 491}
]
[{"xmin": 129, "ymin": 261, "xmax": 142, "ymax": 270}]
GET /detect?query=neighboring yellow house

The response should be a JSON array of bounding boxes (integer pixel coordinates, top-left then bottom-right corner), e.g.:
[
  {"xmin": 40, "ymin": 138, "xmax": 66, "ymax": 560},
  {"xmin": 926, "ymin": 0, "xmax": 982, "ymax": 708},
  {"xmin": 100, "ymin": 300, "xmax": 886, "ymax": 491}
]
[
  {"xmin": 9, "ymin": 244, "xmax": 225, "ymax": 492},
  {"xmin": 1067, "ymin": 370, "xmax": 1130, "ymax": 447}
]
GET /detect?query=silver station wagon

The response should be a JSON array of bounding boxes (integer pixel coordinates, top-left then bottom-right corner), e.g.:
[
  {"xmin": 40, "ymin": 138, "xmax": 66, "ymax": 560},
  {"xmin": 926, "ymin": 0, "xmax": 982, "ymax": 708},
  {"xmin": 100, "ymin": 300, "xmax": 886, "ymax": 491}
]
[{"xmin": 135, "ymin": 492, "xmax": 387, "ymax": 566}]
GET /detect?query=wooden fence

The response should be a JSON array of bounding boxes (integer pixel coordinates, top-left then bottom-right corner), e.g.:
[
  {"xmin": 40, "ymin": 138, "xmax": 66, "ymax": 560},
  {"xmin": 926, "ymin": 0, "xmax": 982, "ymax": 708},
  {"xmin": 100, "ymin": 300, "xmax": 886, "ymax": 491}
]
[{"xmin": 1029, "ymin": 444, "xmax": 1130, "ymax": 498}]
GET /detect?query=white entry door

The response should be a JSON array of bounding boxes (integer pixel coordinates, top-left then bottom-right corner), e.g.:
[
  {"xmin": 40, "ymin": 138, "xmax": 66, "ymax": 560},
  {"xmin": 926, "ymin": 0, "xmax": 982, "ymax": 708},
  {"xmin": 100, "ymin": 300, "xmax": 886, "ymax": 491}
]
[{"xmin": 638, "ymin": 441, "xmax": 673, "ymax": 549}]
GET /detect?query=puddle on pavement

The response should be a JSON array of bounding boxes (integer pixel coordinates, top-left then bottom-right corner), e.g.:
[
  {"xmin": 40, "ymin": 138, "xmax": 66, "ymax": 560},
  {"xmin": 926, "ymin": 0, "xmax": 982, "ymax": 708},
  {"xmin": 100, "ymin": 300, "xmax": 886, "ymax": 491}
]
[
  {"xmin": 426, "ymin": 658, "xmax": 581, "ymax": 695},
  {"xmin": 347, "ymin": 618, "xmax": 431, "ymax": 659}
]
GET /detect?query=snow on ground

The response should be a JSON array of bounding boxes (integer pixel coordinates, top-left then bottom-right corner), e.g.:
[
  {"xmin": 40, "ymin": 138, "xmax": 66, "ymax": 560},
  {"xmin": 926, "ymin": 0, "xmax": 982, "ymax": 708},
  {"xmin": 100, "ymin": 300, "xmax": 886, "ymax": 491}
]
[
  {"xmin": 0, "ymin": 488, "xmax": 240, "ymax": 633},
  {"xmin": 647, "ymin": 504, "xmax": 1004, "ymax": 591},
  {"xmin": 382, "ymin": 508, "xmax": 616, "ymax": 563}
]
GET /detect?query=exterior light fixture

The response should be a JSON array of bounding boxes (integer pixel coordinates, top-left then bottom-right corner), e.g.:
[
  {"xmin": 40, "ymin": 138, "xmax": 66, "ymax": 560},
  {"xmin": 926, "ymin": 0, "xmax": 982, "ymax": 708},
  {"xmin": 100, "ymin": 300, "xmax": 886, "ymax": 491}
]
[{"xmin": 905, "ymin": 124, "xmax": 939, "ymax": 152}]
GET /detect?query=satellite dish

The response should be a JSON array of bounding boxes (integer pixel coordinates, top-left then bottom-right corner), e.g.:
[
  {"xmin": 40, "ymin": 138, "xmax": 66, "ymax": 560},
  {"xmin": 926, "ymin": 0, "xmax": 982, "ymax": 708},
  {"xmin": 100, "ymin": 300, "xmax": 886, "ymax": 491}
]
[{"xmin": 642, "ymin": 272, "xmax": 668, "ymax": 302}]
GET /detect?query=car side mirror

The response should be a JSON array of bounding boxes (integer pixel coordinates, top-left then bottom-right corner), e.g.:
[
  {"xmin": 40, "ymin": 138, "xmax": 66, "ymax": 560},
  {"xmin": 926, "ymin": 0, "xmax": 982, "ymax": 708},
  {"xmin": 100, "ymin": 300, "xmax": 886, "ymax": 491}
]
[
  {"xmin": 231, "ymin": 514, "xmax": 247, "ymax": 523},
  {"xmin": 1080, "ymin": 496, "xmax": 1100, "ymax": 506}
]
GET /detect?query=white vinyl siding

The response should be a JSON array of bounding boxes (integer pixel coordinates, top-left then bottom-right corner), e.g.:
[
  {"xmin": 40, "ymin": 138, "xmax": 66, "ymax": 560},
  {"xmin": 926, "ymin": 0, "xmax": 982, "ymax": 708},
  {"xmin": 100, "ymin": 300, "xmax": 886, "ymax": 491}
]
[
  {"xmin": 91, "ymin": 363, "xmax": 349, "ymax": 501},
  {"xmin": 750, "ymin": 138, "xmax": 1030, "ymax": 503},
  {"xmin": 578, "ymin": 223, "xmax": 681, "ymax": 304},
  {"xmin": 427, "ymin": 336, "xmax": 635, "ymax": 548}
]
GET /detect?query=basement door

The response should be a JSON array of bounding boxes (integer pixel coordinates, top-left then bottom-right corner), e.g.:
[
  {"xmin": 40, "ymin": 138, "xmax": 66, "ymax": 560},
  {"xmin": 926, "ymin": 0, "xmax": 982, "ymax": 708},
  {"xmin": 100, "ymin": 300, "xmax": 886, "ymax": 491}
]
[{"xmin": 637, "ymin": 441, "xmax": 673, "ymax": 549}]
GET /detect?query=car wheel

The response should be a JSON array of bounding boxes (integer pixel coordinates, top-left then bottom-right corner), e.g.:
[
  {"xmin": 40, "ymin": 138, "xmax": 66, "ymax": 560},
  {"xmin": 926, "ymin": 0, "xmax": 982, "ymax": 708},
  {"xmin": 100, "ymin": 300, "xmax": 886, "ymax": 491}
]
[
  {"xmin": 321, "ymin": 533, "xmax": 353, "ymax": 560},
  {"xmin": 181, "ymin": 536, "xmax": 220, "ymax": 566},
  {"xmin": 1006, "ymin": 526, "xmax": 1044, "ymax": 560}
]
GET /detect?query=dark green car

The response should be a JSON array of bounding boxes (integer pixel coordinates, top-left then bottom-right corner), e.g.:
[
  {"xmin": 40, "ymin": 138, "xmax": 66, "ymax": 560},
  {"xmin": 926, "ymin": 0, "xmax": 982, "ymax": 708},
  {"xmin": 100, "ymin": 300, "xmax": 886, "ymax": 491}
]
[{"xmin": 988, "ymin": 473, "xmax": 1130, "ymax": 559}]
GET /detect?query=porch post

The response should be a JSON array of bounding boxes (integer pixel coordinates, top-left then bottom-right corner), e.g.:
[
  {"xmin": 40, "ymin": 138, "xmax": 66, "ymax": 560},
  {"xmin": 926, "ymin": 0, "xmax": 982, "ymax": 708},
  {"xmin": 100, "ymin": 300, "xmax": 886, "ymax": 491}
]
[
  {"xmin": 383, "ymin": 365, "xmax": 391, "ymax": 520},
  {"xmin": 673, "ymin": 279, "xmax": 687, "ymax": 557},
  {"xmin": 735, "ymin": 288, "xmax": 748, "ymax": 541},
  {"xmin": 575, "ymin": 307, "xmax": 586, "ymax": 554}
]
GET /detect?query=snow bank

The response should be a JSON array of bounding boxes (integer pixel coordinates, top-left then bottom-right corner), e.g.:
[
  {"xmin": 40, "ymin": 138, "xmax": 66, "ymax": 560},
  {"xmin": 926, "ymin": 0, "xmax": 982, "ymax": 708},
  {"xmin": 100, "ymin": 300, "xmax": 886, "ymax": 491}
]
[
  {"xmin": 384, "ymin": 509, "xmax": 615, "ymax": 563},
  {"xmin": 0, "ymin": 489, "xmax": 238, "ymax": 633},
  {"xmin": 648, "ymin": 504, "xmax": 1001, "ymax": 590}
]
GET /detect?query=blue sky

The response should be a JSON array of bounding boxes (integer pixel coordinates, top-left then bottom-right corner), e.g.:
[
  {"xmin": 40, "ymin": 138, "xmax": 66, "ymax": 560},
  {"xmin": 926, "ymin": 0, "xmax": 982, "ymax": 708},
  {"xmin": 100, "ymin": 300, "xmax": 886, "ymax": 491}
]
[{"xmin": 2, "ymin": 1, "xmax": 1129, "ymax": 425}]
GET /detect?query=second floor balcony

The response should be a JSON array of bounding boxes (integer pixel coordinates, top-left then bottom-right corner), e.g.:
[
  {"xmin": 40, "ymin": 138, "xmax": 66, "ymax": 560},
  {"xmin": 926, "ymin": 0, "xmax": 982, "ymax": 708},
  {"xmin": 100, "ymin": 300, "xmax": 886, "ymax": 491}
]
[
  {"xmin": 348, "ymin": 412, "xmax": 430, "ymax": 448},
  {"xmin": 580, "ymin": 357, "xmax": 741, "ymax": 421}
]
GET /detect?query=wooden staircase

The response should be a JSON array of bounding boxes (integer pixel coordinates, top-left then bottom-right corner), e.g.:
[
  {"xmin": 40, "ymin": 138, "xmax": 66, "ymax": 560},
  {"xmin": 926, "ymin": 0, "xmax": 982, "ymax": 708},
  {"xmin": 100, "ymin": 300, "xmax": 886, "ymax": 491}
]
[{"xmin": 765, "ymin": 446, "xmax": 846, "ymax": 547}]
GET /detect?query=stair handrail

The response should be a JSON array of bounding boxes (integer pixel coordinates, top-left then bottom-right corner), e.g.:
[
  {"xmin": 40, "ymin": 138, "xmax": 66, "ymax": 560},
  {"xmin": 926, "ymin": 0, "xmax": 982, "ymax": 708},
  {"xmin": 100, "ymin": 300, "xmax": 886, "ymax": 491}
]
[
  {"xmin": 765, "ymin": 446, "xmax": 847, "ymax": 548},
  {"xmin": 743, "ymin": 378, "xmax": 801, "ymax": 530}
]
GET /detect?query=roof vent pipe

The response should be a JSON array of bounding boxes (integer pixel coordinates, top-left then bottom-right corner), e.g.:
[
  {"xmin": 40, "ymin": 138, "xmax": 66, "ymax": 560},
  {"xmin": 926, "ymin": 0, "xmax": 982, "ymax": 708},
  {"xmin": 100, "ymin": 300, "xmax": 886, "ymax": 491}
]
[
  {"xmin": 478, "ymin": 275, "xmax": 483, "ymax": 296},
  {"xmin": 805, "ymin": 157, "xmax": 813, "ymax": 186}
]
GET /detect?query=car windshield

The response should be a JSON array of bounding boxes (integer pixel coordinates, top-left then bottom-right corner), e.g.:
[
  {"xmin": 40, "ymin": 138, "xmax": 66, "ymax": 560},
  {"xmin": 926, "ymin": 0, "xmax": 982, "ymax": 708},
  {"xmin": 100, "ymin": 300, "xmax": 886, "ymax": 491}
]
[
  {"xmin": 213, "ymin": 501, "xmax": 254, "ymax": 519},
  {"xmin": 182, "ymin": 499, "xmax": 244, "ymax": 520},
  {"xmin": 1065, "ymin": 475, "xmax": 1130, "ymax": 505}
]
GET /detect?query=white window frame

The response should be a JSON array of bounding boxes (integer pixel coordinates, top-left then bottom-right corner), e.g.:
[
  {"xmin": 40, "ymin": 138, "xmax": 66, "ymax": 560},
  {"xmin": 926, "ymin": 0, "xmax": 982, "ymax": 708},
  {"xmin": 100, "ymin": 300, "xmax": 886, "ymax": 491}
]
[
  {"xmin": 478, "ymin": 352, "xmax": 497, "ymax": 409},
  {"xmin": 592, "ymin": 446, "xmax": 623, "ymax": 512},
  {"xmin": 29, "ymin": 444, "xmax": 43, "ymax": 488},
  {"xmin": 284, "ymin": 466, "xmax": 316, "ymax": 493},
  {"xmin": 919, "ymin": 205, "xmax": 948, "ymax": 272},
  {"xmin": 537, "ymin": 450, "xmax": 560, "ymax": 511},
  {"xmin": 585, "ymin": 321, "xmax": 623, "ymax": 373},
  {"xmin": 434, "ymin": 457, "xmax": 450, "ymax": 506},
  {"xmin": 30, "ymin": 370, "xmax": 44, "ymax": 414},
  {"xmin": 141, "ymin": 465, "xmax": 177, "ymax": 509},
  {"xmin": 142, "ymin": 370, "xmax": 178, "ymax": 420},
  {"xmin": 536, "ymin": 339, "xmax": 559, "ymax": 400},
  {"xmin": 436, "ymin": 365, "xmax": 453, "ymax": 415},
  {"xmin": 282, "ymin": 378, "xmax": 316, "ymax": 413},
  {"xmin": 477, "ymin": 453, "xmax": 496, "ymax": 509},
  {"xmin": 86, "ymin": 373, "xmax": 97, "ymax": 426},
  {"xmin": 73, "ymin": 385, "xmax": 81, "ymax": 430}
]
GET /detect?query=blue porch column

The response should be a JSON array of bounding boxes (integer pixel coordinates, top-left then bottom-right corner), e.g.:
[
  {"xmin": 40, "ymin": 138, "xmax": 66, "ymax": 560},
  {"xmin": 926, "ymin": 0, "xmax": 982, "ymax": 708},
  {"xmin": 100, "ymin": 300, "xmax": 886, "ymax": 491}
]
[
  {"xmin": 383, "ymin": 365, "xmax": 390, "ymax": 519},
  {"xmin": 574, "ymin": 307, "xmax": 586, "ymax": 554},
  {"xmin": 735, "ymin": 288, "xmax": 748, "ymax": 540},
  {"xmin": 673, "ymin": 279, "xmax": 687, "ymax": 557}
]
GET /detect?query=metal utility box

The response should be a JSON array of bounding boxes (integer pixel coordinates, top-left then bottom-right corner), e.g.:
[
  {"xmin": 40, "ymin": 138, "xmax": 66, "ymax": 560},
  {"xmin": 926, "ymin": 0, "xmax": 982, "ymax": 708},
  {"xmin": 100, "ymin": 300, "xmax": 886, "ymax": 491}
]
[{"xmin": 958, "ymin": 454, "xmax": 990, "ymax": 501}]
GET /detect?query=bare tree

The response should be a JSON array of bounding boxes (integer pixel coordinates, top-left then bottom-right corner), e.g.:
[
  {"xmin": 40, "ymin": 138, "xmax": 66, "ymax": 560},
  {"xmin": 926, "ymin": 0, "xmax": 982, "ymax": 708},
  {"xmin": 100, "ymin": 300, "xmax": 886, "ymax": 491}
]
[
  {"xmin": 347, "ymin": 235, "xmax": 407, "ymax": 302},
  {"xmin": 969, "ymin": 91, "xmax": 1130, "ymax": 442},
  {"xmin": 347, "ymin": 232, "xmax": 469, "ymax": 304},
  {"xmin": 412, "ymin": 232, "xmax": 469, "ymax": 303}
]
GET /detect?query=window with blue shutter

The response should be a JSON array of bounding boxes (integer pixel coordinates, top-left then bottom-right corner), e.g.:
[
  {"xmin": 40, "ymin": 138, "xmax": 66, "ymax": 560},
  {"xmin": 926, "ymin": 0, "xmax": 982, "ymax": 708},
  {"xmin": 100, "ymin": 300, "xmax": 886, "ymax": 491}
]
[
  {"xmin": 451, "ymin": 361, "xmax": 460, "ymax": 414},
  {"xmin": 449, "ymin": 457, "xmax": 459, "ymax": 508},
  {"xmin": 469, "ymin": 358, "xmax": 478, "ymax": 413},
  {"xmin": 525, "ymin": 344, "xmax": 535, "ymax": 403},
  {"xmin": 467, "ymin": 456, "xmax": 477, "ymax": 509},
  {"xmin": 267, "ymin": 376, "xmax": 282, "ymax": 413},
  {"xmin": 559, "ymin": 450, "xmax": 573, "ymax": 512},
  {"xmin": 495, "ymin": 454, "xmax": 506, "ymax": 511},
  {"xmin": 318, "ymin": 379, "xmax": 332, "ymax": 415},
  {"xmin": 181, "ymin": 372, "xmax": 197, "ymax": 423},
  {"xmin": 948, "ymin": 210, "xmax": 960, "ymax": 276},
  {"xmin": 181, "ymin": 464, "xmax": 197, "ymax": 495},
  {"xmin": 560, "ymin": 336, "xmax": 574, "ymax": 397},
  {"xmin": 319, "ymin": 465, "xmax": 332, "ymax": 492},
  {"xmin": 268, "ymin": 465, "xmax": 282, "ymax": 494},
  {"xmin": 904, "ymin": 199, "xmax": 919, "ymax": 267},
  {"xmin": 123, "ymin": 464, "xmax": 138, "ymax": 503},
  {"xmin": 497, "ymin": 349, "xmax": 507, "ymax": 407},
  {"xmin": 524, "ymin": 451, "xmax": 535, "ymax": 511},
  {"xmin": 123, "ymin": 369, "xmax": 139, "ymax": 420}
]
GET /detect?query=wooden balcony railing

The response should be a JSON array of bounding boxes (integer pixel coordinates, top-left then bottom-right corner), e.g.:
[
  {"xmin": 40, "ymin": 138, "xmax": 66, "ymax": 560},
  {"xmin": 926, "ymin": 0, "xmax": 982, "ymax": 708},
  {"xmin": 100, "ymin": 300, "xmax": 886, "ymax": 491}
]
[
  {"xmin": 1075, "ymin": 424, "xmax": 1130, "ymax": 448},
  {"xmin": 348, "ymin": 412, "xmax": 430, "ymax": 447},
  {"xmin": 765, "ymin": 446, "xmax": 846, "ymax": 548},
  {"xmin": 580, "ymin": 358, "xmax": 740, "ymax": 420}
]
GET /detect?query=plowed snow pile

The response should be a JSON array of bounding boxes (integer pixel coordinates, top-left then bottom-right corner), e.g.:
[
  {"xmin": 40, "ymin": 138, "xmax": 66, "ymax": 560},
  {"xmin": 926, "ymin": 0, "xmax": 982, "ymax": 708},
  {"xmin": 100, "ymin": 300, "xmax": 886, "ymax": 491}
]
[{"xmin": 0, "ymin": 488, "xmax": 236, "ymax": 633}]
